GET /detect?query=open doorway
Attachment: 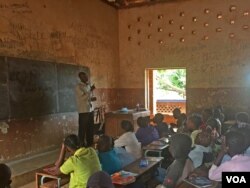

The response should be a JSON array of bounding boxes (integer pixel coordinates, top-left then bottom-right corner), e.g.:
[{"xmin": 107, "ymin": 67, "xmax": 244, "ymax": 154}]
[{"xmin": 145, "ymin": 68, "xmax": 186, "ymax": 123}]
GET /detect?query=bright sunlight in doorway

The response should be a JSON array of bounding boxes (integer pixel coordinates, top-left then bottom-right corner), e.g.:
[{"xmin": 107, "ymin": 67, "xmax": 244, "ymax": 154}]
[{"xmin": 145, "ymin": 68, "xmax": 186, "ymax": 123}]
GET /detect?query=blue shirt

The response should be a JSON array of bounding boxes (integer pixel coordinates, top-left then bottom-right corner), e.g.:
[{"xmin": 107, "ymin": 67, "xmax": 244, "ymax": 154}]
[
  {"xmin": 98, "ymin": 149, "xmax": 122, "ymax": 174},
  {"xmin": 114, "ymin": 147, "xmax": 135, "ymax": 168},
  {"xmin": 136, "ymin": 125, "xmax": 159, "ymax": 146}
]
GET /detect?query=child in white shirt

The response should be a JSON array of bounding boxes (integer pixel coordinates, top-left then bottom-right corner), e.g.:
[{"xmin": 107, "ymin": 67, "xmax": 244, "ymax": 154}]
[{"xmin": 114, "ymin": 120, "xmax": 141, "ymax": 159}]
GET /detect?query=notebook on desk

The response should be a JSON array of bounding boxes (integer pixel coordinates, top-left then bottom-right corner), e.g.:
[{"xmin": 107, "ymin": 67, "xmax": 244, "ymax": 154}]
[
  {"xmin": 183, "ymin": 177, "xmax": 213, "ymax": 188},
  {"xmin": 111, "ymin": 171, "xmax": 137, "ymax": 185}
]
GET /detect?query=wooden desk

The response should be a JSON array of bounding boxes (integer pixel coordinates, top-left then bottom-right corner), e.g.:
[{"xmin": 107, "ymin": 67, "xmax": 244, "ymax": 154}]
[
  {"xmin": 159, "ymin": 137, "xmax": 170, "ymax": 144},
  {"xmin": 35, "ymin": 166, "xmax": 69, "ymax": 188},
  {"xmin": 113, "ymin": 157, "xmax": 163, "ymax": 188},
  {"xmin": 143, "ymin": 140, "xmax": 169, "ymax": 157},
  {"xmin": 177, "ymin": 179, "xmax": 219, "ymax": 188},
  {"xmin": 105, "ymin": 110, "xmax": 150, "ymax": 138},
  {"xmin": 124, "ymin": 157, "xmax": 162, "ymax": 185}
]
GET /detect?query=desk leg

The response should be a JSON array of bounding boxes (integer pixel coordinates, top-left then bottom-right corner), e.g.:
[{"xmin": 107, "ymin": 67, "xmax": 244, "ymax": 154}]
[
  {"xmin": 36, "ymin": 174, "xmax": 40, "ymax": 188},
  {"xmin": 57, "ymin": 178, "xmax": 61, "ymax": 188},
  {"xmin": 39, "ymin": 175, "xmax": 62, "ymax": 188},
  {"xmin": 41, "ymin": 176, "xmax": 46, "ymax": 185}
]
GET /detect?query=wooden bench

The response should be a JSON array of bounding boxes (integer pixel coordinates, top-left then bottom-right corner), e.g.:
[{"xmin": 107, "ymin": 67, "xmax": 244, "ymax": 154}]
[
  {"xmin": 39, "ymin": 178, "xmax": 69, "ymax": 188},
  {"xmin": 35, "ymin": 166, "xmax": 69, "ymax": 188}
]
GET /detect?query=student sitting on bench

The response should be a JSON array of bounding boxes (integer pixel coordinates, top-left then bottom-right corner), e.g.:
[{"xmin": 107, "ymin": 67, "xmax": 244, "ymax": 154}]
[
  {"xmin": 209, "ymin": 131, "xmax": 250, "ymax": 181},
  {"xmin": 136, "ymin": 116, "xmax": 159, "ymax": 146},
  {"xmin": 188, "ymin": 131, "xmax": 213, "ymax": 169},
  {"xmin": 97, "ymin": 135, "xmax": 122, "ymax": 175},
  {"xmin": 153, "ymin": 113, "xmax": 174, "ymax": 137},
  {"xmin": 156, "ymin": 134, "xmax": 194, "ymax": 188},
  {"xmin": 114, "ymin": 120, "xmax": 141, "ymax": 159},
  {"xmin": 48, "ymin": 134, "xmax": 101, "ymax": 188}
]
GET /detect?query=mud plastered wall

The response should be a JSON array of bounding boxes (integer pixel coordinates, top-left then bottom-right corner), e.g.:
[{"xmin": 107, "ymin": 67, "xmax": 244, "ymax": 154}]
[
  {"xmin": 0, "ymin": 0, "xmax": 119, "ymax": 160},
  {"xmin": 119, "ymin": 0, "xmax": 250, "ymax": 116}
]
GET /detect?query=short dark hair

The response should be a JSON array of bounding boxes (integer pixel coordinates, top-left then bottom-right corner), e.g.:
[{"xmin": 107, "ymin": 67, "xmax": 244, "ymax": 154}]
[
  {"xmin": 0, "ymin": 163, "xmax": 11, "ymax": 187},
  {"xmin": 213, "ymin": 108, "xmax": 221, "ymax": 119},
  {"xmin": 206, "ymin": 118, "xmax": 221, "ymax": 134},
  {"xmin": 87, "ymin": 171, "xmax": 114, "ymax": 188},
  {"xmin": 97, "ymin": 135, "xmax": 112, "ymax": 152},
  {"xmin": 64, "ymin": 134, "xmax": 80, "ymax": 150},
  {"xmin": 170, "ymin": 134, "xmax": 192, "ymax": 159},
  {"xmin": 235, "ymin": 112, "xmax": 249, "ymax": 123},
  {"xmin": 188, "ymin": 113, "xmax": 203, "ymax": 129},
  {"xmin": 154, "ymin": 113, "xmax": 164, "ymax": 123},
  {"xmin": 236, "ymin": 128, "xmax": 250, "ymax": 151},
  {"xmin": 78, "ymin": 71, "xmax": 87, "ymax": 77},
  {"xmin": 173, "ymin": 108, "xmax": 181, "ymax": 114},
  {"xmin": 144, "ymin": 116, "xmax": 150, "ymax": 124},
  {"xmin": 121, "ymin": 120, "xmax": 134, "ymax": 132},
  {"xmin": 226, "ymin": 131, "xmax": 245, "ymax": 156},
  {"xmin": 195, "ymin": 131, "xmax": 211, "ymax": 147},
  {"xmin": 137, "ymin": 117, "xmax": 147, "ymax": 128}
]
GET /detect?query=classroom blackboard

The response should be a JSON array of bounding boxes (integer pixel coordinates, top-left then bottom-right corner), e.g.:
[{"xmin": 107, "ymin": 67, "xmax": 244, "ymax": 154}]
[
  {"xmin": 0, "ymin": 57, "xmax": 9, "ymax": 120},
  {"xmin": 8, "ymin": 57, "xmax": 58, "ymax": 118},
  {"xmin": 0, "ymin": 56, "xmax": 89, "ymax": 120},
  {"xmin": 57, "ymin": 64, "xmax": 89, "ymax": 113}
]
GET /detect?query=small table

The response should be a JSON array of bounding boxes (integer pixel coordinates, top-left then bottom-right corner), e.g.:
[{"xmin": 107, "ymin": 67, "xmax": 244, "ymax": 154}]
[{"xmin": 35, "ymin": 165, "xmax": 69, "ymax": 188}]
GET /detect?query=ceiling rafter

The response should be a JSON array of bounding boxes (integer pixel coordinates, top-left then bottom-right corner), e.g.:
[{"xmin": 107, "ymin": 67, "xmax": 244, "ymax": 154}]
[{"xmin": 101, "ymin": 0, "xmax": 188, "ymax": 9}]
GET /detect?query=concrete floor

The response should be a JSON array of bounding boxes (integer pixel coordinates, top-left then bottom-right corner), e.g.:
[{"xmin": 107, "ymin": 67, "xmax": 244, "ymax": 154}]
[
  {"xmin": 20, "ymin": 181, "xmax": 69, "ymax": 188},
  {"xmin": 19, "ymin": 181, "xmax": 35, "ymax": 188},
  {"xmin": 6, "ymin": 147, "xmax": 60, "ymax": 187}
]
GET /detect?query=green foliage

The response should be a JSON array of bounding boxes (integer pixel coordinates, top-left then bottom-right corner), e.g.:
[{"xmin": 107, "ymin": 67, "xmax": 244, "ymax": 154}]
[
  {"xmin": 155, "ymin": 69, "xmax": 186, "ymax": 97},
  {"xmin": 169, "ymin": 69, "xmax": 186, "ymax": 89}
]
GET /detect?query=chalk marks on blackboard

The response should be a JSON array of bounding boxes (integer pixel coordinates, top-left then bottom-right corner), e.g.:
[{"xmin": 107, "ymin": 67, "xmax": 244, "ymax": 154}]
[
  {"xmin": 57, "ymin": 64, "xmax": 89, "ymax": 113},
  {"xmin": 8, "ymin": 57, "xmax": 57, "ymax": 118},
  {"xmin": 0, "ymin": 56, "xmax": 89, "ymax": 120}
]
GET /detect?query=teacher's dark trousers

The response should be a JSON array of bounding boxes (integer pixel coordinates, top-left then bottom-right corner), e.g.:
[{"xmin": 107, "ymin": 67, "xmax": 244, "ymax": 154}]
[{"xmin": 78, "ymin": 112, "xmax": 94, "ymax": 147}]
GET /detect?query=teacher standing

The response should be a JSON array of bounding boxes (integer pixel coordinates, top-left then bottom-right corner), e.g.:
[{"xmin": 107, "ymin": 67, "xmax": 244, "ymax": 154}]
[{"xmin": 75, "ymin": 72, "xmax": 95, "ymax": 147}]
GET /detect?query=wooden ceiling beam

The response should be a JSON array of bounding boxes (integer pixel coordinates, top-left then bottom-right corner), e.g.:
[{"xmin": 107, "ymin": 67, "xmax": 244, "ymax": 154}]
[{"xmin": 101, "ymin": 0, "xmax": 187, "ymax": 9}]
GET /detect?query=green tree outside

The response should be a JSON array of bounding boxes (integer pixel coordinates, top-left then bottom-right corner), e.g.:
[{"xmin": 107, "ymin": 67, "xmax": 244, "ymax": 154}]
[{"xmin": 155, "ymin": 69, "xmax": 186, "ymax": 99}]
